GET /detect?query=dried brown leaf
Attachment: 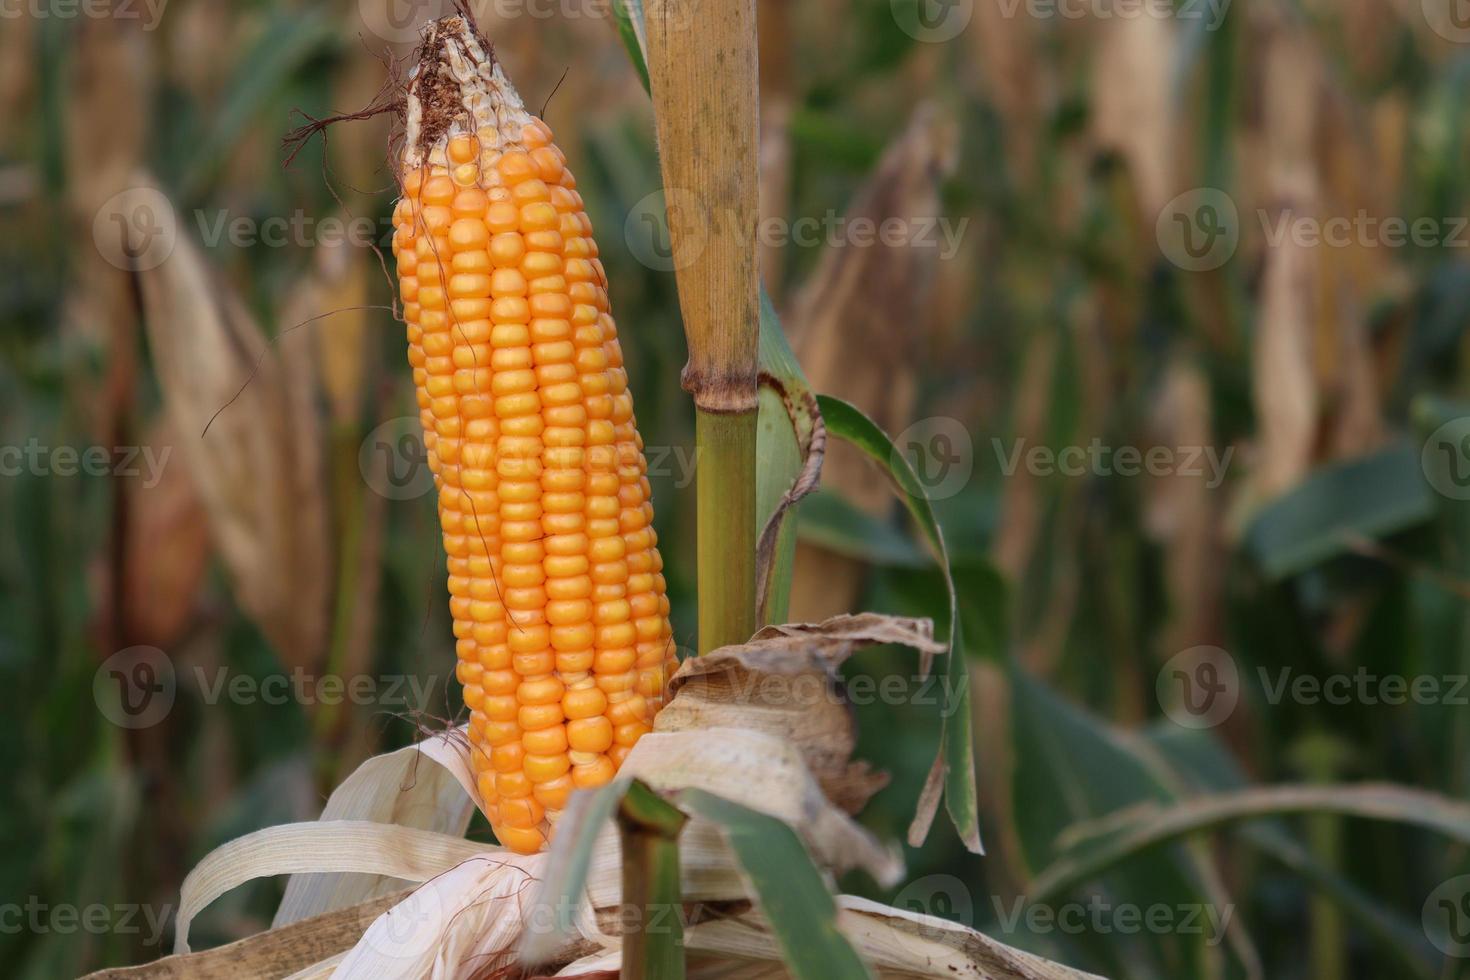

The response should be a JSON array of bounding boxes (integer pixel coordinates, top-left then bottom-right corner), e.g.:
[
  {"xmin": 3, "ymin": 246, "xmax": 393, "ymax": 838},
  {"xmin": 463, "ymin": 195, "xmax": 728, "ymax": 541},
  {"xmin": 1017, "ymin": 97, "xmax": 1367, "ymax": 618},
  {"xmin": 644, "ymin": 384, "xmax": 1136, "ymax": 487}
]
[
  {"xmin": 129, "ymin": 180, "xmax": 331, "ymax": 672},
  {"xmin": 120, "ymin": 417, "xmax": 212, "ymax": 649},
  {"xmin": 659, "ymin": 614, "xmax": 939, "ymax": 816}
]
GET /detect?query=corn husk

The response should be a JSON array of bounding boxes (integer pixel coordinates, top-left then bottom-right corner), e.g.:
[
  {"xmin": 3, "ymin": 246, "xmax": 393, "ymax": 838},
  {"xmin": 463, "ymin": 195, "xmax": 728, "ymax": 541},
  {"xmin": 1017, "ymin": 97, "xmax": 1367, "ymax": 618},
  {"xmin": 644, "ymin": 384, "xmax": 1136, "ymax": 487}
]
[{"xmin": 92, "ymin": 616, "xmax": 1094, "ymax": 980}]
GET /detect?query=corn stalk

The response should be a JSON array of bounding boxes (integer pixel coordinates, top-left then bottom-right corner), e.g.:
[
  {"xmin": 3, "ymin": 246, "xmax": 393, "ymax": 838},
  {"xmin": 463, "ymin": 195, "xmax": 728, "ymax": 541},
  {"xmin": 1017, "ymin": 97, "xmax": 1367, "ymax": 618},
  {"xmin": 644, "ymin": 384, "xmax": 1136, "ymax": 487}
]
[{"xmin": 645, "ymin": 0, "xmax": 761, "ymax": 653}]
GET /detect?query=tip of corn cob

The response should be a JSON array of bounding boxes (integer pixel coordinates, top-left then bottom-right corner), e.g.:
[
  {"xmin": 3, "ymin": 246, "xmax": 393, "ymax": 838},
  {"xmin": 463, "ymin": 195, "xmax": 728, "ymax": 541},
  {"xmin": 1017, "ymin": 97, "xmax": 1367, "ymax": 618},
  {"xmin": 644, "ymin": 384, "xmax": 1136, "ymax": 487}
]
[
  {"xmin": 404, "ymin": 15, "xmax": 532, "ymax": 173},
  {"xmin": 393, "ymin": 15, "xmax": 679, "ymax": 855}
]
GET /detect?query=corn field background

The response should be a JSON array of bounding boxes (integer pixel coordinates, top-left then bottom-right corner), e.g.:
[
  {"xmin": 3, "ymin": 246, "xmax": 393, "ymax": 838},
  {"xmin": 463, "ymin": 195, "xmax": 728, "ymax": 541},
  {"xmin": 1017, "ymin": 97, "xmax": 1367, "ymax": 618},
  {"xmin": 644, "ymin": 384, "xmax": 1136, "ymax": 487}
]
[{"xmin": 4, "ymin": 0, "xmax": 1470, "ymax": 977}]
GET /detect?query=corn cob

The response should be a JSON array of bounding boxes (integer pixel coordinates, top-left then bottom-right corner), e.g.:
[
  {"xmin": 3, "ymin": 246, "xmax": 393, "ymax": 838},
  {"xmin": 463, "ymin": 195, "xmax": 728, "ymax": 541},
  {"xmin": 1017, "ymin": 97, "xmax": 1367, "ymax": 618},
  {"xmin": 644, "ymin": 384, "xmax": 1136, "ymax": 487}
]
[{"xmin": 391, "ymin": 16, "xmax": 677, "ymax": 854}]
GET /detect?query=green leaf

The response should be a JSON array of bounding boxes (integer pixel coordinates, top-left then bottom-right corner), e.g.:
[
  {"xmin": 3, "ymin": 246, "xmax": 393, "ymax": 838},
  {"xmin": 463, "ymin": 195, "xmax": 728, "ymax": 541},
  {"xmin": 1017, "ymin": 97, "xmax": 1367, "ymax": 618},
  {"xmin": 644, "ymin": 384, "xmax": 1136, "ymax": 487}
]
[
  {"xmin": 675, "ymin": 789, "xmax": 872, "ymax": 980},
  {"xmin": 1029, "ymin": 783, "xmax": 1470, "ymax": 904},
  {"xmin": 520, "ymin": 776, "xmax": 632, "ymax": 965},
  {"xmin": 1008, "ymin": 668, "xmax": 1250, "ymax": 977},
  {"xmin": 611, "ymin": 0, "xmax": 651, "ymax": 93},
  {"xmin": 178, "ymin": 10, "xmax": 340, "ymax": 200},
  {"xmin": 1245, "ymin": 441, "xmax": 1435, "ymax": 579},
  {"xmin": 755, "ymin": 292, "xmax": 819, "ymax": 625},
  {"xmin": 816, "ymin": 395, "xmax": 979, "ymax": 854},
  {"xmin": 796, "ymin": 488, "xmax": 928, "ymax": 568},
  {"xmin": 1147, "ymin": 726, "xmax": 1438, "ymax": 978}
]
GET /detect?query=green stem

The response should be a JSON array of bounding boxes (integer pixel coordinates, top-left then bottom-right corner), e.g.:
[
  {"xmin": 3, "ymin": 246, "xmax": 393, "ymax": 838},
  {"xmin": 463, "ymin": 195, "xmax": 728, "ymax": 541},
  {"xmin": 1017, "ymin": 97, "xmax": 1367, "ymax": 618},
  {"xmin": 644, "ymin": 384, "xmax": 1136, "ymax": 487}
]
[
  {"xmin": 695, "ymin": 408, "xmax": 758, "ymax": 653},
  {"xmin": 619, "ymin": 782, "xmax": 688, "ymax": 980}
]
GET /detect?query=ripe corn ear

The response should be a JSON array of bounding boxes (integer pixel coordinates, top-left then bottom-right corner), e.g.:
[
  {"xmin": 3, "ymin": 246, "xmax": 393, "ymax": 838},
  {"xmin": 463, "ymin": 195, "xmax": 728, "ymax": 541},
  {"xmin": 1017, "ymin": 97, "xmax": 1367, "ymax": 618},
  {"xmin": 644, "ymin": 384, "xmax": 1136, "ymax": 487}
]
[{"xmin": 391, "ymin": 17, "xmax": 677, "ymax": 854}]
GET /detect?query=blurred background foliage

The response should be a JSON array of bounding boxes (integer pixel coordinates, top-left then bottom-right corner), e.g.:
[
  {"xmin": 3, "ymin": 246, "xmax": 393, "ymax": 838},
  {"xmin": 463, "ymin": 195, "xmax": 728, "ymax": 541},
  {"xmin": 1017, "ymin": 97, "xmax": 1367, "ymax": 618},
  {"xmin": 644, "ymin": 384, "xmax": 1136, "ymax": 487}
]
[{"xmin": 3, "ymin": 0, "xmax": 1470, "ymax": 977}]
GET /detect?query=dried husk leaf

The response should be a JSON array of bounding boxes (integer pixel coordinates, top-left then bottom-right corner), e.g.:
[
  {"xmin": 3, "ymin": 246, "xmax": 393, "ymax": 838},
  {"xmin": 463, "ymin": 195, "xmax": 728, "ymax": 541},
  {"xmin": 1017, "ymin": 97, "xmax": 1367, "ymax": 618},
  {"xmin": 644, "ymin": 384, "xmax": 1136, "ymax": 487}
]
[
  {"xmin": 659, "ymin": 614, "xmax": 942, "ymax": 816},
  {"xmin": 78, "ymin": 892, "xmax": 408, "ymax": 980},
  {"xmin": 621, "ymin": 728, "xmax": 903, "ymax": 886},
  {"xmin": 129, "ymin": 180, "xmax": 331, "ymax": 672},
  {"xmin": 273, "ymin": 740, "xmax": 478, "ymax": 928}
]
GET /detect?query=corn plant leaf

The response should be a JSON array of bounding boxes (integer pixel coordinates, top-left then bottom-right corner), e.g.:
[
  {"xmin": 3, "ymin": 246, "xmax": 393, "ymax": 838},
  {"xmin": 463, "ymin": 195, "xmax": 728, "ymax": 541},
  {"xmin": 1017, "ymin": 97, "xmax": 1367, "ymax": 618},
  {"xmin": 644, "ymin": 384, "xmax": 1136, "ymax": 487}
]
[
  {"xmin": 1008, "ymin": 667, "xmax": 1256, "ymax": 977},
  {"xmin": 1147, "ymin": 726, "xmax": 1439, "ymax": 978},
  {"xmin": 177, "ymin": 9, "xmax": 339, "ymax": 198},
  {"xmin": 797, "ymin": 488, "xmax": 928, "ymax": 568},
  {"xmin": 1245, "ymin": 440, "xmax": 1434, "ymax": 579},
  {"xmin": 1029, "ymin": 783, "xmax": 1470, "ymax": 904},
  {"xmin": 815, "ymin": 395, "xmax": 978, "ymax": 854},
  {"xmin": 610, "ymin": 0, "xmax": 651, "ymax": 92},
  {"xmin": 674, "ymin": 789, "xmax": 873, "ymax": 980},
  {"xmin": 519, "ymin": 776, "xmax": 633, "ymax": 965}
]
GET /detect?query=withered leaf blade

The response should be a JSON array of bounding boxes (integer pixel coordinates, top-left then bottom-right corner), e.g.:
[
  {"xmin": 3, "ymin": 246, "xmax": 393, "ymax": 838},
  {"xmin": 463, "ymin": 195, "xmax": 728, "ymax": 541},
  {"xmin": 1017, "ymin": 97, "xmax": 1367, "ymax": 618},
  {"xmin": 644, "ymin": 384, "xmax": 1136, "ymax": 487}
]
[
  {"xmin": 128, "ymin": 178, "xmax": 330, "ymax": 673},
  {"xmin": 660, "ymin": 614, "xmax": 940, "ymax": 817}
]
